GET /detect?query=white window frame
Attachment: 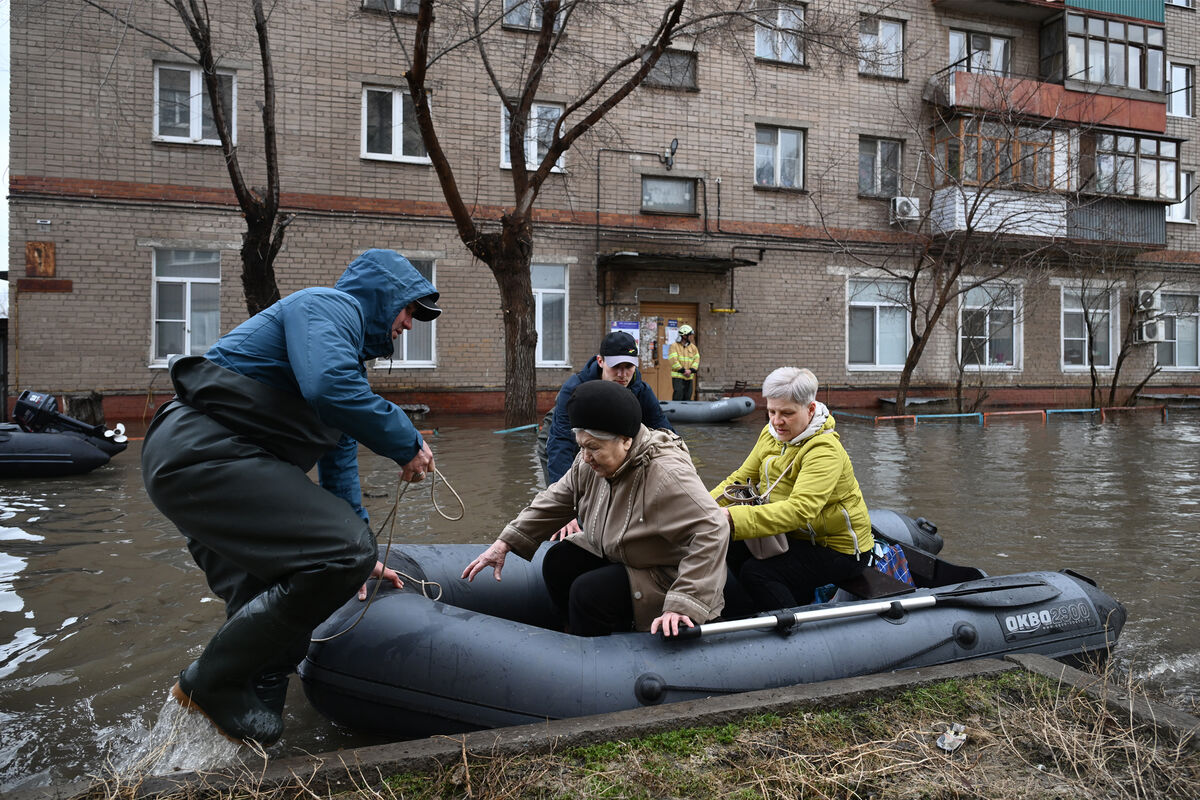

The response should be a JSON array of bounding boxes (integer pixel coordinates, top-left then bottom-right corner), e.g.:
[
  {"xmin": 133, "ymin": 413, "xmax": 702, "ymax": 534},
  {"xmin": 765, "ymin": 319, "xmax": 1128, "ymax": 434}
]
[
  {"xmin": 958, "ymin": 280, "xmax": 1023, "ymax": 371},
  {"xmin": 361, "ymin": 86, "xmax": 430, "ymax": 163},
  {"xmin": 362, "ymin": 0, "xmax": 419, "ymax": 11},
  {"xmin": 641, "ymin": 175, "xmax": 697, "ymax": 214},
  {"xmin": 755, "ymin": 2, "xmax": 805, "ymax": 65},
  {"xmin": 1168, "ymin": 62, "xmax": 1194, "ymax": 117},
  {"xmin": 859, "ymin": 17, "xmax": 904, "ymax": 78},
  {"xmin": 1167, "ymin": 171, "xmax": 1194, "ymax": 223},
  {"xmin": 1060, "ymin": 285, "xmax": 1117, "ymax": 371},
  {"xmin": 755, "ymin": 125, "xmax": 805, "ymax": 189},
  {"xmin": 533, "ymin": 264, "xmax": 569, "ymax": 367},
  {"xmin": 1166, "ymin": 0, "xmax": 1194, "ymax": 7},
  {"xmin": 503, "ymin": 0, "xmax": 561, "ymax": 30},
  {"xmin": 1156, "ymin": 290, "xmax": 1200, "ymax": 370},
  {"xmin": 858, "ymin": 136, "xmax": 902, "ymax": 196},
  {"xmin": 500, "ymin": 102, "xmax": 565, "ymax": 171},
  {"xmin": 847, "ymin": 277, "xmax": 909, "ymax": 370},
  {"xmin": 374, "ymin": 258, "xmax": 437, "ymax": 368},
  {"xmin": 948, "ymin": 29, "xmax": 1012, "ymax": 76},
  {"xmin": 151, "ymin": 249, "xmax": 221, "ymax": 367},
  {"xmin": 153, "ymin": 64, "xmax": 237, "ymax": 146}
]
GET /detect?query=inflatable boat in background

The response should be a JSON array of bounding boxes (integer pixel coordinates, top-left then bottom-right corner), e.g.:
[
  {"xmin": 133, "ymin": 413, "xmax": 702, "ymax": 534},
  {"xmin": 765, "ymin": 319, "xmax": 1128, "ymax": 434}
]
[
  {"xmin": 300, "ymin": 510, "xmax": 1126, "ymax": 739},
  {"xmin": 0, "ymin": 390, "xmax": 128, "ymax": 478},
  {"xmin": 659, "ymin": 395, "xmax": 757, "ymax": 423}
]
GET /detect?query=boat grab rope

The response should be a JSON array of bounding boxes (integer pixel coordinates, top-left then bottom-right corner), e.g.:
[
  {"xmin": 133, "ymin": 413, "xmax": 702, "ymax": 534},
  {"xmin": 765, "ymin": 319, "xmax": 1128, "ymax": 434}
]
[{"xmin": 310, "ymin": 466, "xmax": 463, "ymax": 642}]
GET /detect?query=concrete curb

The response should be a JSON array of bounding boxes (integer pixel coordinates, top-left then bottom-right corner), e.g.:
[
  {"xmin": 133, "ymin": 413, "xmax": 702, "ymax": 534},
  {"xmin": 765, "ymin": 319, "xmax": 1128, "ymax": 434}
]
[{"xmin": 10, "ymin": 654, "xmax": 1197, "ymax": 800}]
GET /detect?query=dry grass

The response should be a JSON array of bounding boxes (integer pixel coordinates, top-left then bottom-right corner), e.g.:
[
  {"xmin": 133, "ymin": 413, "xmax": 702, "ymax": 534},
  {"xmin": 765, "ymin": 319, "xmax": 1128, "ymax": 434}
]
[{"xmin": 75, "ymin": 669, "xmax": 1198, "ymax": 800}]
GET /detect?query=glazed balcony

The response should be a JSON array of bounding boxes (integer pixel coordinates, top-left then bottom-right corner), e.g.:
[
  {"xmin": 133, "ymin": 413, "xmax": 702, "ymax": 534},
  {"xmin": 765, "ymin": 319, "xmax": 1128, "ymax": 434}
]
[
  {"xmin": 925, "ymin": 70, "xmax": 1167, "ymax": 134},
  {"xmin": 931, "ymin": 0, "xmax": 1164, "ymax": 25}
]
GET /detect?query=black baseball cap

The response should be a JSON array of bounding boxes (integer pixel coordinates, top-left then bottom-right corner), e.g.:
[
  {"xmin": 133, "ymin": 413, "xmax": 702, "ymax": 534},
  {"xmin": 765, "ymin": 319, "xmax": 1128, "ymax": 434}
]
[
  {"xmin": 411, "ymin": 293, "xmax": 441, "ymax": 322},
  {"xmin": 599, "ymin": 331, "xmax": 638, "ymax": 367}
]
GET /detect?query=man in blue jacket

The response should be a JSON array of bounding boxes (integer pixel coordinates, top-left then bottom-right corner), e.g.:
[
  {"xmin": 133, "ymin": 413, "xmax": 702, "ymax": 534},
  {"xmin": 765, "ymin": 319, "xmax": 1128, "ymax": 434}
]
[
  {"xmin": 544, "ymin": 331, "xmax": 673, "ymax": 485},
  {"xmin": 142, "ymin": 249, "xmax": 439, "ymax": 746}
]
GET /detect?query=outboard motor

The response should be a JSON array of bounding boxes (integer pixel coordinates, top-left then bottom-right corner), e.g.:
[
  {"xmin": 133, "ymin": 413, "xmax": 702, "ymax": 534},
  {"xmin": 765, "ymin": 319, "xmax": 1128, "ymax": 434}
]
[
  {"xmin": 13, "ymin": 390, "xmax": 128, "ymax": 456},
  {"xmin": 869, "ymin": 508, "xmax": 944, "ymax": 555}
]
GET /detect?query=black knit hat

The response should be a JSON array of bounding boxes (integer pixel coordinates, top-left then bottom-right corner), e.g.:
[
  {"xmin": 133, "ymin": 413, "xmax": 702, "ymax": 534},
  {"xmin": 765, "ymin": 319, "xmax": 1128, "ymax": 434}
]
[{"xmin": 567, "ymin": 379, "xmax": 642, "ymax": 439}]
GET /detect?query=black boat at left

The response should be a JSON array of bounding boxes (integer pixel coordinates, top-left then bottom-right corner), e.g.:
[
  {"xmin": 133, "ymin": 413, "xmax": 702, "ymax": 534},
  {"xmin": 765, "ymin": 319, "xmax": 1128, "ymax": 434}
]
[{"xmin": 1, "ymin": 390, "xmax": 128, "ymax": 478}]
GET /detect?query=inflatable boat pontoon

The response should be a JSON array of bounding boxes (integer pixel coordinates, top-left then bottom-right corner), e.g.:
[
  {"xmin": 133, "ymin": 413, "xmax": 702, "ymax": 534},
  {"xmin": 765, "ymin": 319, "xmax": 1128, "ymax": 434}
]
[
  {"xmin": 659, "ymin": 396, "xmax": 757, "ymax": 423},
  {"xmin": 300, "ymin": 510, "xmax": 1125, "ymax": 739},
  {"xmin": 0, "ymin": 391, "xmax": 127, "ymax": 479}
]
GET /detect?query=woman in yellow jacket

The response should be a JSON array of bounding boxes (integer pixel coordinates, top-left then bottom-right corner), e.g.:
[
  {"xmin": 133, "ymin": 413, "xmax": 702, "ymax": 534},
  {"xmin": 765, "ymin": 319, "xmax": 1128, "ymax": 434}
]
[{"xmin": 711, "ymin": 367, "xmax": 872, "ymax": 612}]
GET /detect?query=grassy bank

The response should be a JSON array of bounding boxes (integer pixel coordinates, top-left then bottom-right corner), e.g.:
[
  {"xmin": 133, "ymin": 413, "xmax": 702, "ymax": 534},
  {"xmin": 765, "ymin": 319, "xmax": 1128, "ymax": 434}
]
[{"xmin": 86, "ymin": 669, "xmax": 1198, "ymax": 800}]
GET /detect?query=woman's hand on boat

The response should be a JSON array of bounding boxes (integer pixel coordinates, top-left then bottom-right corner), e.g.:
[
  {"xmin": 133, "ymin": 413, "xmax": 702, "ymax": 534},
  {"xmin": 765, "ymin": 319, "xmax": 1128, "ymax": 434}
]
[
  {"xmin": 650, "ymin": 612, "xmax": 695, "ymax": 638},
  {"xmin": 551, "ymin": 518, "xmax": 581, "ymax": 541},
  {"xmin": 462, "ymin": 539, "xmax": 510, "ymax": 582},
  {"xmin": 359, "ymin": 560, "xmax": 404, "ymax": 601}
]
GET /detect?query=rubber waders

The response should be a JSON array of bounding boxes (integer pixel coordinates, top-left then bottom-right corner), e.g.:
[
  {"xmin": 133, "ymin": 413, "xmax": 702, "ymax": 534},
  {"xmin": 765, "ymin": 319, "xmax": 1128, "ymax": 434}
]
[{"xmin": 171, "ymin": 585, "xmax": 312, "ymax": 746}]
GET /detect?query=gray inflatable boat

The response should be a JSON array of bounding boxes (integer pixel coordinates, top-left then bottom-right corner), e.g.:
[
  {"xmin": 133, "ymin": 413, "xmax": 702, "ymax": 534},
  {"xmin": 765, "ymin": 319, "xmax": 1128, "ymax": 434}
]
[
  {"xmin": 300, "ymin": 511, "xmax": 1125, "ymax": 738},
  {"xmin": 659, "ymin": 396, "xmax": 757, "ymax": 423}
]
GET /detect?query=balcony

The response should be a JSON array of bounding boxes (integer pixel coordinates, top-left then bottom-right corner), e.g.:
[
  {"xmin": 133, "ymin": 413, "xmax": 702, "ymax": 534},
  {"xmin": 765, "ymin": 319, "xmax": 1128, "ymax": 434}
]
[
  {"xmin": 931, "ymin": 0, "xmax": 1062, "ymax": 23},
  {"xmin": 931, "ymin": 187, "xmax": 1166, "ymax": 246},
  {"xmin": 926, "ymin": 71, "xmax": 1167, "ymax": 134}
]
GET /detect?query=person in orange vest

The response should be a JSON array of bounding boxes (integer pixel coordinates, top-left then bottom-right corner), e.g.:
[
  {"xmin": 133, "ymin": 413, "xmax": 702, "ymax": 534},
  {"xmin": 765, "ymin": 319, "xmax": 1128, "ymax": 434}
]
[{"xmin": 668, "ymin": 324, "xmax": 700, "ymax": 401}]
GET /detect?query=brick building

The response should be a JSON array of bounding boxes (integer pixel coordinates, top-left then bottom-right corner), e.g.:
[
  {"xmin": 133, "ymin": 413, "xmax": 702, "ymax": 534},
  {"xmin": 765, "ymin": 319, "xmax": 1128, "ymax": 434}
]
[{"xmin": 8, "ymin": 0, "xmax": 1200, "ymax": 419}]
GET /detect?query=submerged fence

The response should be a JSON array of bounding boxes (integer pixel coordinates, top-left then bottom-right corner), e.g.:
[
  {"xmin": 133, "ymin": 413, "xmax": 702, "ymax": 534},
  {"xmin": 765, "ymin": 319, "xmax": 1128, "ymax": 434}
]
[{"xmin": 837, "ymin": 405, "xmax": 1169, "ymax": 426}]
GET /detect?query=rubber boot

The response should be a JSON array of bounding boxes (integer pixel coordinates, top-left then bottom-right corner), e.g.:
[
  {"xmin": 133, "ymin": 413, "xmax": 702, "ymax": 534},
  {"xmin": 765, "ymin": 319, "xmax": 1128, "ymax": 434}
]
[{"xmin": 172, "ymin": 586, "xmax": 312, "ymax": 745}]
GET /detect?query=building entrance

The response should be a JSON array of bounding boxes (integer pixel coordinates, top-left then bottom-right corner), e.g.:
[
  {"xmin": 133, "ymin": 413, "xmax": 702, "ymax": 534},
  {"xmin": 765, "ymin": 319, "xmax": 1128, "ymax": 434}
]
[{"xmin": 637, "ymin": 302, "xmax": 698, "ymax": 402}]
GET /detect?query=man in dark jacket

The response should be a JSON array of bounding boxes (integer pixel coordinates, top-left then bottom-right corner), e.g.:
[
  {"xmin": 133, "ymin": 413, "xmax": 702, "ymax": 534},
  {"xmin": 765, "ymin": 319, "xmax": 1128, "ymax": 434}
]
[
  {"xmin": 142, "ymin": 249, "xmax": 439, "ymax": 746},
  {"xmin": 544, "ymin": 331, "xmax": 673, "ymax": 484}
]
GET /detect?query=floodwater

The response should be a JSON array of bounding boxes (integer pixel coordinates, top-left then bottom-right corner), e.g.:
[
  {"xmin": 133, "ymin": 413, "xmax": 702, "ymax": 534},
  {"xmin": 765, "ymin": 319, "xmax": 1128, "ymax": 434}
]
[{"xmin": 1, "ymin": 408, "xmax": 1198, "ymax": 790}]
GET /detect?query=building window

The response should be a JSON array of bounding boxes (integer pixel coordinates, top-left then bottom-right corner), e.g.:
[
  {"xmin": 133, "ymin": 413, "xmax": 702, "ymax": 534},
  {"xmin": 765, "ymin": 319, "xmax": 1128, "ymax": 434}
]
[
  {"xmin": 1158, "ymin": 292, "xmax": 1200, "ymax": 369},
  {"xmin": 644, "ymin": 50, "xmax": 697, "ymax": 90},
  {"xmin": 1085, "ymin": 133, "xmax": 1178, "ymax": 200},
  {"xmin": 154, "ymin": 65, "xmax": 235, "ymax": 145},
  {"xmin": 1167, "ymin": 172, "xmax": 1194, "ymax": 222},
  {"xmin": 848, "ymin": 278, "xmax": 908, "ymax": 368},
  {"xmin": 960, "ymin": 283, "xmax": 1020, "ymax": 369},
  {"xmin": 362, "ymin": 87, "xmax": 429, "ymax": 162},
  {"xmin": 152, "ymin": 249, "xmax": 221, "ymax": 364},
  {"xmin": 362, "ymin": 0, "xmax": 419, "ymax": 12},
  {"xmin": 1062, "ymin": 287, "xmax": 1114, "ymax": 369},
  {"xmin": 858, "ymin": 137, "xmax": 901, "ymax": 196},
  {"xmin": 501, "ymin": 102, "xmax": 564, "ymax": 170},
  {"xmin": 503, "ymin": 0, "xmax": 560, "ymax": 30},
  {"xmin": 533, "ymin": 264, "xmax": 568, "ymax": 365},
  {"xmin": 1168, "ymin": 62, "xmax": 1193, "ymax": 117},
  {"xmin": 949, "ymin": 30, "xmax": 1011, "ymax": 76},
  {"xmin": 376, "ymin": 259, "xmax": 436, "ymax": 366},
  {"xmin": 932, "ymin": 118, "xmax": 1054, "ymax": 190},
  {"xmin": 642, "ymin": 176, "xmax": 696, "ymax": 214},
  {"xmin": 755, "ymin": 125, "xmax": 804, "ymax": 189},
  {"xmin": 859, "ymin": 17, "xmax": 903, "ymax": 78},
  {"xmin": 1166, "ymin": 0, "xmax": 1194, "ymax": 7},
  {"xmin": 755, "ymin": 2, "xmax": 805, "ymax": 65},
  {"xmin": 1065, "ymin": 13, "xmax": 1164, "ymax": 92}
]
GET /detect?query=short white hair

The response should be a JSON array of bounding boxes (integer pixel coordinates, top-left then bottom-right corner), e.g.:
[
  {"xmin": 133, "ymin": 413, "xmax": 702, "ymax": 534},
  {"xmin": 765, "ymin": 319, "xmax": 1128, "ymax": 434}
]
[
  {"xmin": 762, "ymin": 367, "xmax": 817, "ymax": 405},
  {"xmin": 573, "ymin": 427, "xmax": 621, "ymax": 441}
]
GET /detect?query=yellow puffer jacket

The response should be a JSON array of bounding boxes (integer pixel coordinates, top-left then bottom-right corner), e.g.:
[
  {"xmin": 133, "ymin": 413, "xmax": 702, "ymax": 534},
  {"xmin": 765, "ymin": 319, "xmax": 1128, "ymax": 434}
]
[{"xmin": 711, "ymin": 414, "xmax": 872, "ymax": 556}]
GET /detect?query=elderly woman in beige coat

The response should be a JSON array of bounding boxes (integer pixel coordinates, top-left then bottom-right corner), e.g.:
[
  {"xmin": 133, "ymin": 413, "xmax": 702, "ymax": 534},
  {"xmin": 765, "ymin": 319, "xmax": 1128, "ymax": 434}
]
[{"xmin": 463, "ymin": 379, "xmax": 728, "ymax": 637}]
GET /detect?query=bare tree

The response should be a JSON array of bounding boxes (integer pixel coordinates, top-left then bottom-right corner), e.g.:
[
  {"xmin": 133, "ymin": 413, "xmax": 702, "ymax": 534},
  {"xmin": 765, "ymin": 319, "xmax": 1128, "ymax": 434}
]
[
  {"xmin": 394, "ymin": 0, "xmax": 859, "ymax": 426},
  {"xmin": 83, "ymin": 0, "xmax": 290, "ymax": 315}
]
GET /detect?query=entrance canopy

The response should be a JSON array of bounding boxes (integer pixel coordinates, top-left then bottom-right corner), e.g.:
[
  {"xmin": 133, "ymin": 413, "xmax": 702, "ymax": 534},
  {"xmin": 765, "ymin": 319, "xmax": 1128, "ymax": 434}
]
[{"xmin": 596, "ymin": 252, "xmax": 756, "ymax": 274}]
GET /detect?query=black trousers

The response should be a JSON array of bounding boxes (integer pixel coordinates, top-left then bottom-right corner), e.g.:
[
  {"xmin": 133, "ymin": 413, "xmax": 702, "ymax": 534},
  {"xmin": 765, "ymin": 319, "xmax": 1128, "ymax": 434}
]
[
  {"xmin": 729, "ymin": 538, "xmax": 865, "ymax": 612},
  {"xmin": 672, "ymin": 377, "xmax": 695, "ymax": 401},
  {"xmin": 541, "ymin": 541, "xmax": 633, "ymax": 636},
  {"xmin": 142, "ymin": 404, "xmax": 377, "ymax": 673}
]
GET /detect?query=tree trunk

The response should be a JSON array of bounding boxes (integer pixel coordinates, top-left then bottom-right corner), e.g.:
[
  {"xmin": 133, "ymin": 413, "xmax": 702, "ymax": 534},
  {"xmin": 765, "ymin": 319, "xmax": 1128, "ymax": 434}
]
[
  {"xmin": 485, "ymin": 215, "xmax": 538, "ymax": 428},
  {"xmin": 240, "ymin": 217, "xmax": 283, "ymax": 316}
]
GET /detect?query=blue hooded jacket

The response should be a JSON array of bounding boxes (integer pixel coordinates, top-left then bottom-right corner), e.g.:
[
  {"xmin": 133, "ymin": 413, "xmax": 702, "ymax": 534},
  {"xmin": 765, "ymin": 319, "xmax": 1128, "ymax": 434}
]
[
  {"xmin": 545, "ymin": 355, "xmax": 674, "ymax": 484},
  {"xmin": 205, "ymin": 249, "xmax": 438, "ymax": 520}
]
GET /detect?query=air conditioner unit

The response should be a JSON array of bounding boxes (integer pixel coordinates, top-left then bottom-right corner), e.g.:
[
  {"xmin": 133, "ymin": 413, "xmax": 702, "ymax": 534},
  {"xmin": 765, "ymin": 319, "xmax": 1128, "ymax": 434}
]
[
  {"xmin": 1135, "ymin": 290, "xmax": 1162, "ymax": 313},
  {"xmin": 889, "ymin": 196, "xmax": 921, "ymax": 224},
  {"xmin": 1135, "ymin": 319, "xmax": 1166, "ymax": 344}
]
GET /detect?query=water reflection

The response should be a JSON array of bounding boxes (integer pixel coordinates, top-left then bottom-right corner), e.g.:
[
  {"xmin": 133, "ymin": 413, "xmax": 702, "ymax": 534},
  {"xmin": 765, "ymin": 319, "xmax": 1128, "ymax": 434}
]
[{"xmin": 0, "ymin": 410, "xmax": 1197, "ymax": 790}]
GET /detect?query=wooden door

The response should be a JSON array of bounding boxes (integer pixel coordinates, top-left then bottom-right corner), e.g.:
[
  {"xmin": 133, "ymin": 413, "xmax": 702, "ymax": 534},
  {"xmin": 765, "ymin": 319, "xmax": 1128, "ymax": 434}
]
[{"xmin": 637, "ymin": 302, "xmax": 698, "ymax": 401}]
